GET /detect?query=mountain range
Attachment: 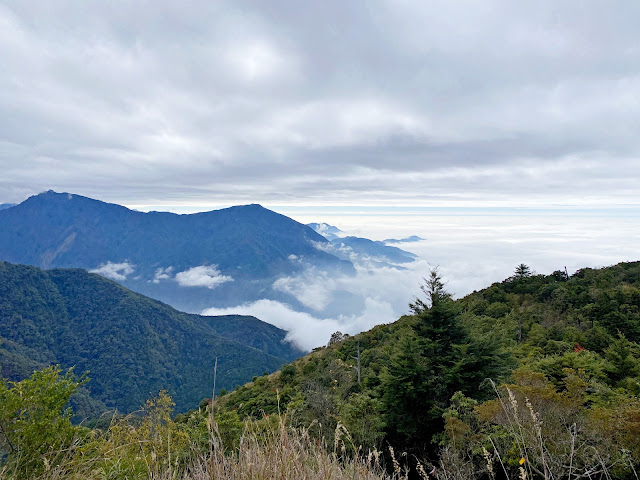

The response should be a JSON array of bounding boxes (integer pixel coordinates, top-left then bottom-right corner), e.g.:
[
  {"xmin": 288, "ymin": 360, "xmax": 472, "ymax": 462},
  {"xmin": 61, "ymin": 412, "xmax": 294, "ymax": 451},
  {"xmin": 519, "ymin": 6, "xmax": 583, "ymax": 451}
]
[
  {"xmin": 0, "ymin": 191, "xmax": 356, "ymax": 313},
  {"xmin": 328, "ymin": 236, "xmax": 417, "ymax": 267},
  {"xmin": 0, "ymin": 192, "xmax": 418, "ymax": 318},
  {"xmin": 307, "ymin": 223, "xmax": 418, "ymax": 266},
  {"xmin": 306, "ymin": 222, "xmax": 344, "ymax": 241},
  {"xmin": 0, "ymin": 261, "xmax": 303, "ymax": 413}
]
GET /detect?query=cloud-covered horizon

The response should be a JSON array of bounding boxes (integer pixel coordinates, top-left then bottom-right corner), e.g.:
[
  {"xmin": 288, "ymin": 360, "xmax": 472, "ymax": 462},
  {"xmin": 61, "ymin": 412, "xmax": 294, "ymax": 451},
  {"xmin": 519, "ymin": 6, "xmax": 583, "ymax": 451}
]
[
  {"xmin": 1, "ymin": 1, "xmax": 639, "ymax": 208},
  {"xmin": 200, "ymin": 206, "xmax": 640, "ymax": 351}
]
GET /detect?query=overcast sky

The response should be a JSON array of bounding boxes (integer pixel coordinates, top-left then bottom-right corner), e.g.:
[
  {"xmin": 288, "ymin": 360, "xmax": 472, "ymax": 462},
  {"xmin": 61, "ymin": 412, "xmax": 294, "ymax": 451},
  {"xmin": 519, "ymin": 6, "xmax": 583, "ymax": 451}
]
[{"xmin": 1, "ymin": 1, "xmax": 639, "ymax": 209}]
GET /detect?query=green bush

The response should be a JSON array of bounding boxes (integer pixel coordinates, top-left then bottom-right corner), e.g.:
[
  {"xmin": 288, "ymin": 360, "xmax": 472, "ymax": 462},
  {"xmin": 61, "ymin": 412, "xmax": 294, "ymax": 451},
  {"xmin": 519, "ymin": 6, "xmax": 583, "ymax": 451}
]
[{"xmin": 0, "ymin": 366, "xmax": 86, "ymax": 478}]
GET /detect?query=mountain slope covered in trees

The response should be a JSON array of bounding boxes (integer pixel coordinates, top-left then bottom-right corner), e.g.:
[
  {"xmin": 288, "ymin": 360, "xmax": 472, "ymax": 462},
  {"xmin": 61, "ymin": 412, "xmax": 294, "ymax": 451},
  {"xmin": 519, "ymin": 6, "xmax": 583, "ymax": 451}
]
[
  {"xmin": 2, "ymin": 261, "xmax": 639, "ymax": 479},
  {"xmin": 0, "ymin": 261, "xmax": 303, "ymax": 413},
  {"xmin": 212, "ymin": 261, "xmax": 640, "ymax": 475}
]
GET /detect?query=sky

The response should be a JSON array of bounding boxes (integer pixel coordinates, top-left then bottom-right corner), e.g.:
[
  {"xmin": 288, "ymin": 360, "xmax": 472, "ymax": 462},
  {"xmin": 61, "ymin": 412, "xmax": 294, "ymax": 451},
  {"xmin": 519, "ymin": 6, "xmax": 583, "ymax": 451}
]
[{"xmin": 1, "ymin": 0, "xmax": 640, "ymax": 209}]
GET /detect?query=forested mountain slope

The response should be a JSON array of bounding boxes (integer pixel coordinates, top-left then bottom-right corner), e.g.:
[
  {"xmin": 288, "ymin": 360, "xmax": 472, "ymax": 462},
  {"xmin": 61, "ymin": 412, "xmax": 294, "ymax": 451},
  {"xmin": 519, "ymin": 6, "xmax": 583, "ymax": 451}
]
[
  {"xmin": 0, "ymin": 261, "xmax": 303, "ymax": 413},
  {"xmin": 213, "ymin": 261, "xmax": 640, "ymax": 473}
]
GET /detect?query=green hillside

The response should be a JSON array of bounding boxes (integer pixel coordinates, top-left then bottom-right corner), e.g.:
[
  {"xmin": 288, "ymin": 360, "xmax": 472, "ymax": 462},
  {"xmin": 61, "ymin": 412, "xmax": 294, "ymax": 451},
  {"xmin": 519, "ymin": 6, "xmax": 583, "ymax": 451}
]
[
  {"xmin": 0, "ymin": 261, "xmax": 303, "ymax": 413},
  {"xmin": 213, "ymin": 261, "xmax": 640, "ymax": 473},
  {"xmin": 2, "ymin": 261, "xmax": 639, "ymax": 479}
]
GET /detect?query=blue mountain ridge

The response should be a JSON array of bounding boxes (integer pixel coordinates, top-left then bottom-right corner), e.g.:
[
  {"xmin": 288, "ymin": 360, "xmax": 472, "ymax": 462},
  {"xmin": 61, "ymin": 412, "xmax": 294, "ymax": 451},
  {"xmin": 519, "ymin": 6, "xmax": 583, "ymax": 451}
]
[
  {"xmin": 0, "ymin": 191, "xmax": 355, "ymax": 313},
  {"xmin": 307, "ymin": 222, "xmax": 418, "ymax": 266},
  {"xmin": 330, "ymin": 236, "xmax": 417, "ymax": 265}
]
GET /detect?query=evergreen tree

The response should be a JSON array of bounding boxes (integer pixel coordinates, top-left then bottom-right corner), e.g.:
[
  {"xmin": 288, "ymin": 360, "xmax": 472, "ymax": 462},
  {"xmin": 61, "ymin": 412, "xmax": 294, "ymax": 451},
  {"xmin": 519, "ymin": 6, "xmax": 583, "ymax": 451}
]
[
  {"xmin": 514, "ymin": 263, "xmax": 532, "ymax": 279},
  {"xmin": 382, "ymin": 270, "xmax": 511, "ymax": 456},
  {"xmin": 409, "ymin": 267, "xmax": 451, "ymax": 314}
]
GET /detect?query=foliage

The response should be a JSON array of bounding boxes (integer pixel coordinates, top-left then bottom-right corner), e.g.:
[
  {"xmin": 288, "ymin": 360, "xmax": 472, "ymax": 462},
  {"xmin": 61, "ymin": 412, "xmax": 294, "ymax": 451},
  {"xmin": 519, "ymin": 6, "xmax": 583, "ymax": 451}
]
[
  {"xmin": 0, "ymin": 261, "xmax": 298, "ymax": 413},
  {"xmin": 0, "ymin": 374, "xmax": 406, "ymax": 480},
  {"xmin": 438, "ymin": 369, "xmax": 640, "ymax": 479},
  {"xmin": 409, "ymin": 267, "xmax": 451, "ymax": 313},
  {"xmin": 328, "ymin": 331, "xmax": 350, "ymax": 346},
  {"xmin": 3, "ymin": 261, "xmax": 640, "ymax": 478},
  {"xmin": 214, "ymin": 261, "xmax": 640, "ymax": 470},
  {"xmin": 216, "ymin": 268, "xmax": 514, "ymax": 460},
  {"xmin": 0, "ymin": 366, "xmax": 86, "ymax": 478},
  {"xmin": 92, "ymin": 391, "xmax": 198, "ymax": 478}
]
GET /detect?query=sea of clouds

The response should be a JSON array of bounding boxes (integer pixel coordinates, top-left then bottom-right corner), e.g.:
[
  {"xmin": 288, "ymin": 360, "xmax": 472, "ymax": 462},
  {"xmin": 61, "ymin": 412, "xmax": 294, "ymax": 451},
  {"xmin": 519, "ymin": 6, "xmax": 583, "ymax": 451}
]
[{"xmin": 204, "ymin": 207, "xmax": 640, "ymax": 351}]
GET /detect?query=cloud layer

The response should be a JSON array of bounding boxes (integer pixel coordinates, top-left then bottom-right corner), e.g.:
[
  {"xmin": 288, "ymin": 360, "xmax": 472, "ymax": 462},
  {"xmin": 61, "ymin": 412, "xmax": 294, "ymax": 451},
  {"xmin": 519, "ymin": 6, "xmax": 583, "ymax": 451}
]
[
  {"xmin": 1, "ymin": 1, "xmax": 639, "ymax": 208},
  {"xmin": 203, "ymin": 297, "xmax": 397, "ymax": 352},
  {"xmin": 206, "ymin": 252, "xmax": 431, "ymax": 350}
]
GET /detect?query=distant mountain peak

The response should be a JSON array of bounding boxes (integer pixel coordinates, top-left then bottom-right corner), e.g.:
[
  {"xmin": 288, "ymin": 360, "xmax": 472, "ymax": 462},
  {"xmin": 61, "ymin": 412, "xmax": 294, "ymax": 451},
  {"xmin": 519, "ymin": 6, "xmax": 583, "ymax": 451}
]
[
  {"xmin": 383, "ymin": 235, "xmax": 425, "ymax": 244},
  {"xmin": 307, "ymin": 222, "xmax": 344, "ymax": 241},
  {"xmin": 0, "ymin": 191, "xmax": 351, "ymax": 313},
  {"xmin": 19, "ymin": 190, "xmax": 132, "ymax": 216},
  {"xmin": 35, "ymin": 189, "xmax": 71, "ymax": 199}
]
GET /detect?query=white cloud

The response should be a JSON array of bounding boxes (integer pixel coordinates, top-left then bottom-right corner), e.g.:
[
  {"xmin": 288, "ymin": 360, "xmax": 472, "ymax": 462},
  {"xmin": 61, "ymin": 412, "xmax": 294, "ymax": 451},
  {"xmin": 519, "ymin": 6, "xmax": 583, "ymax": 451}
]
[
  {"xmin": 275, "ymin": 241, "xmax": 429, "ymax": 312},
  {"xmin": 202, "ymin": 206, "xmax": 640, "ymax": 350},
  {"xmin": 152, "ymin": 266, "xmax": 174, "ymax": 283},
  {"xmin": 225, "ymin": 40, "xmax": 293, "ymax": 82},
  {"xmin": 90, "ymin": 261, "xmax": 135, "ymax": 281},
  {"xmin": 175, "ymin": 265, "xmax": 233, "ymax": 289},
  {"xmin": 202, "ymin": 297, "xmax": 396, "ymax": 351},
  {"xmin": 273, "ymin": 267, "xmax": 336, "ymax": 312}
]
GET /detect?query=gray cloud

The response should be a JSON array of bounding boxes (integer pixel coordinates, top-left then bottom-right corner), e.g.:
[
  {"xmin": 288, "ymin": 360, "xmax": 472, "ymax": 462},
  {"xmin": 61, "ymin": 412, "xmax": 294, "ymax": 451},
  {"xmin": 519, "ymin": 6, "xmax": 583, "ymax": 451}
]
[
  {"xmin": 4, "ymin": 1, "xmax": 638, "ymax": 351},
  {"xmin": 1, "ymin": 1, "xmax": 639, "ymax": 208}
]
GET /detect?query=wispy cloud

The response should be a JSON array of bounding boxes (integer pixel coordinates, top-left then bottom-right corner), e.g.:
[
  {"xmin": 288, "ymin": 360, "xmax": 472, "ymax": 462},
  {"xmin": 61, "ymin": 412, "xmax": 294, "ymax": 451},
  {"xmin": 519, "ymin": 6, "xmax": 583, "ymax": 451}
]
[
  {"xmin": 175, "ymin": 265, "xmax": 233, "ymax": 289},
  {"xmin": 206, "ymin": 254, "xmax": 432, "ymax": 349},
  {"xmin": 273, "ymin": 267, "xmax": 337, "ymax": 312},
  {"xmin": 152, "ymin": 266, "xmax": 174, "ymax": 283}
]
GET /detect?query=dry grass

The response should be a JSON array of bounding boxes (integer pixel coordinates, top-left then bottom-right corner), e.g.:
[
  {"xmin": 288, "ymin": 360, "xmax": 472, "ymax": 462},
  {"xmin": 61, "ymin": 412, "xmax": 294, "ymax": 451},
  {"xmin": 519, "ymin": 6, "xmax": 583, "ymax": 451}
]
[
  {"xmin": 189, "ymin": 419, "xmax": 396, "ymax": 480},
  {"xmin": 14, "ymin": 414, "xmax": 407, "ymax": 480}
]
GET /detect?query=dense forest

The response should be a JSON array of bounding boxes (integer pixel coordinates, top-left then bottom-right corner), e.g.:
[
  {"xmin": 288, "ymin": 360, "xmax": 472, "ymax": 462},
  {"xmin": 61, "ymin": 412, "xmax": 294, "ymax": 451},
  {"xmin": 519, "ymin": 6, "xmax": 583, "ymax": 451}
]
[
  {"xmin": 211, "ymin": 261, "xmax": 640, "ymax": 478},
  {"xmin": 0, "ymin": 261, "xmax": 302, "ymax": 414},
  {"xmin": 1, "ymin": 261, "xmax": 639, "ymax": 479}
]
